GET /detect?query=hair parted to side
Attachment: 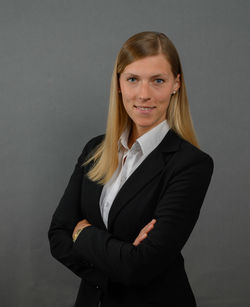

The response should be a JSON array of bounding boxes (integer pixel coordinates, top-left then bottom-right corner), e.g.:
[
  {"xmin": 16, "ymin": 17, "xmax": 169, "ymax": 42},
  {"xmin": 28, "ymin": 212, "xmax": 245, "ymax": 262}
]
[{"xmin": 84, "ymin": 31, "xmax": 199, "ymax": 184}]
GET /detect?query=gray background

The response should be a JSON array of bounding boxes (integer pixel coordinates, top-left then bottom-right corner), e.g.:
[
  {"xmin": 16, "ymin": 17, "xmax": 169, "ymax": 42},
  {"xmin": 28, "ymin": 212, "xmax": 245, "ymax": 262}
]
[{"xmin": 0, "ymin": 0, "xmax": 249, "ymax": 306}]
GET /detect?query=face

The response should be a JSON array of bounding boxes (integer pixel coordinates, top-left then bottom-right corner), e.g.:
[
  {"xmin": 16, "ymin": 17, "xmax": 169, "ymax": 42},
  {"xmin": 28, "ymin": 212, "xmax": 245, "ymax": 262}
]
[{"xmin": 119, "ymin": 54, "xmax": 180, "ymax": 137}]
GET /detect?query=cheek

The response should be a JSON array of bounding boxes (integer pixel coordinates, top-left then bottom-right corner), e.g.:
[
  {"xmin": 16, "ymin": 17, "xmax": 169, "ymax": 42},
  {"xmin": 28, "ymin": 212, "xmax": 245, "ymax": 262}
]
[
  {"xmin": 121, "ymin": 92, "xmax": 130, "ymax": 111},
  {"xmin": 121, "ymin": 88, "xmax": 134, "ymax": 105},
  {"xmin": 155, "ymin": 92, "xmax": 171, "ymax": 104},
  {"xmin": 122, "ymin": 98, "xmax": 133, "ymax": 114}
]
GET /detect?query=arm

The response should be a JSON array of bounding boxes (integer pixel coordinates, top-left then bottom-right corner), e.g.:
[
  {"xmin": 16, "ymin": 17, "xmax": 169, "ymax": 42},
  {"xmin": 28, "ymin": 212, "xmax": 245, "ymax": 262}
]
[
  {"xmin": 48, "ymin": 137, "xmax": 102, "ymax": 278},
  {"xmin": 72, "ymin": 218, "xmax": 156, "ymax": 245},
  {"xmin": 48, "ymin": 134, "xmax": 154, "ymax": 289},
  {"xmin": 72, "ymin": 152, "xmax": 214, "ymax": 287}
]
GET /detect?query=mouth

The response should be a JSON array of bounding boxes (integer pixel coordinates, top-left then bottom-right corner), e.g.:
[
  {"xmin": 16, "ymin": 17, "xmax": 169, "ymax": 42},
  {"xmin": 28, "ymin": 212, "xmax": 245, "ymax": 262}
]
[{"xmin": 134, "ymin": 105, "xmax": 156, "ymax": 111}]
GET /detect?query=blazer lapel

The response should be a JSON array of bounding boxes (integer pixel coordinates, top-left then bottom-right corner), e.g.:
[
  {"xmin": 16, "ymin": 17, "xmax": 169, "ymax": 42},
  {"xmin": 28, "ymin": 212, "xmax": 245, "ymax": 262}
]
[{"xmin": 107, "ymin": 129, "xmax": 182, "ymax": 231}]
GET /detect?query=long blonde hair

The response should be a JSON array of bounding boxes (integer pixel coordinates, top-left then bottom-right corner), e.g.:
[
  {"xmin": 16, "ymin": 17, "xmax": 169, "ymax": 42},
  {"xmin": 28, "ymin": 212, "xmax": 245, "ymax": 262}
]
[{"xmin": 84, "ymin": 31, "xmax": 199, "ymax": 184}]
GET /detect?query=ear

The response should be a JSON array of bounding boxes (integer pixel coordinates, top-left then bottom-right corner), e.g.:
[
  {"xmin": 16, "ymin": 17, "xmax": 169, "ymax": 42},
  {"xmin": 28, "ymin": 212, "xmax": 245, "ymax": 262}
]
[{"xmin": 173, "ymin": 73, "xmax": 181, "ymax": 91}]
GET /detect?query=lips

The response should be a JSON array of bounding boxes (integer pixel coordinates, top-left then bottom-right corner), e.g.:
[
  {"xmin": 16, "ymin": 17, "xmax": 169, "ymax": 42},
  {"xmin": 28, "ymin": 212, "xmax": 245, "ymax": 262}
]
[{"xmin": 134, "ymin": 105, "xmax": 156, "ymax": 110}]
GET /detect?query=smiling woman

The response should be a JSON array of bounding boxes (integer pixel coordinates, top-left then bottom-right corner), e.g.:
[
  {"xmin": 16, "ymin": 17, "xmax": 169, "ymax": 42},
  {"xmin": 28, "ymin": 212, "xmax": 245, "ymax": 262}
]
[
  {"xmin": 84, "ymin": 32, "xmax": 197, "ymax": 184},
  {"xmin": 119, "ymin": 54, "xmax": 180, "ymax": 144},
  {"xmin": 48, "ymin": 31, "xmax": 214, "ymax": 307}
]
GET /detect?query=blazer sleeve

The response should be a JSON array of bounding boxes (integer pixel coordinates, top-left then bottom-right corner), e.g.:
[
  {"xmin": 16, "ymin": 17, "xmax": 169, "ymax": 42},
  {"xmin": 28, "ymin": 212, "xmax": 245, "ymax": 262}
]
[
  {"xmin": 72, "ymin": 149, "xmax": 214, "ymax": 287},
  {"xmin": 48, "ymin": 136, "xmax": 105, "ymax": 283}
]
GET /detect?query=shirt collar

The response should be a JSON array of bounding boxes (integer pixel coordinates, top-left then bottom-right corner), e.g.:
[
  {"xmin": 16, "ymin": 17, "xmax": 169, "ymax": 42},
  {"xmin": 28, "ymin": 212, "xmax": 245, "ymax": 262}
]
[
  {"xmin": 119, "ymin": 128, "xmax": 130, "ymax": 151},
  {"xmin": 118, "ymin": 120, "xmax": 169, "ymax": 155}
]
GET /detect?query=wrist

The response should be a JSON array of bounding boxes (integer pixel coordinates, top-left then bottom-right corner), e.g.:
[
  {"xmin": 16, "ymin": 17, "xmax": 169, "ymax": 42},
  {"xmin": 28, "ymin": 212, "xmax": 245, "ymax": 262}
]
[
  {"xmin": 73, "ymin": 228, "xmax": 84, "ymax": 242},
  {"xmin": 73, "ymin": 225, "xmax": 91, "ymax": 242}
]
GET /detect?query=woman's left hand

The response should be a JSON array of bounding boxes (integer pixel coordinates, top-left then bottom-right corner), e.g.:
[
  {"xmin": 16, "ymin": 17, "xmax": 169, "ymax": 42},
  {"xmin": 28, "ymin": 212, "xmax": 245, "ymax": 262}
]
[
  {"xmin": 72, "ymin": 219, "xmax": 92, "ymax": 240},
  {"xmin": 133, "ymin": 219, "xmax": 156, "ymax": 246}
]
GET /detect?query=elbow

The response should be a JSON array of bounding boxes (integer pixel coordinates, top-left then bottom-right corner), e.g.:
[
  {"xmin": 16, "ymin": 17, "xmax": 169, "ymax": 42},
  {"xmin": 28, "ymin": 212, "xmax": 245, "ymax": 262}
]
[
  {"xmin": 47, "ymin": 228, "xmax": 67, "ymax": 262},
  {"xmin": 48, "ymin": 238, "xmax": 60, "ymax": 261},
  {"xmin": 48, "ymin": 228, "xmax": 57, "ymax": 257},
  {"xmin": 48, "ymin": 233, "xmax": 60, "ymax": 261}
]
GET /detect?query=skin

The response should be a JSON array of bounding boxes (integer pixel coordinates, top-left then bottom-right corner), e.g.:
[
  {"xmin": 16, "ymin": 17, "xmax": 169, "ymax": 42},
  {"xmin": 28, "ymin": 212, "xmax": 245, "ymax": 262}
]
[
  {"xmin": 73, "ymin": 54, "xmax": 180, "ymax": 244},
  {"xmin": 119, "ymin": 54, "xmax": 180, "ymax": 147}
]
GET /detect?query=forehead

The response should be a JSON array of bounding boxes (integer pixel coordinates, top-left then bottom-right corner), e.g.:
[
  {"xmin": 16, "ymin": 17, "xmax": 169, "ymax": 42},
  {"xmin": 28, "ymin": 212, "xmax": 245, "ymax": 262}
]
[{"xmin": 122, "ymin": 54, "xmax": 172, "ymax": 76}]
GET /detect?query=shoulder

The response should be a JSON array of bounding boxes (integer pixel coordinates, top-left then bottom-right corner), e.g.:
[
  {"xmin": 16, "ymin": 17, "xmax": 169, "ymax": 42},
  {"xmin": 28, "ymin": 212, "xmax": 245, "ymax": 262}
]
[
  {"xmin": 77, "ymin": 134, "xmax": 105, "ymax": 164},
  {"xmin": 84, "ymin": 134, "xmax": 105, "ymax": 151},
  {"xmin": 169, "ymin": 130, "xmax": 214, "ymax": 174},
  {"xmin": 181, "ymin": 137, "xmax": 213, "ymax": 166}
]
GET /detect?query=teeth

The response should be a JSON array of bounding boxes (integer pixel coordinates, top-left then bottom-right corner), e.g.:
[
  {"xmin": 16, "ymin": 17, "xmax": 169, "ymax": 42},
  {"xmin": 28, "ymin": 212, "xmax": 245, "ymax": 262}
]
[{"xmin": 137, "ymin": 106, "xmax": 153, "ymax": 110}]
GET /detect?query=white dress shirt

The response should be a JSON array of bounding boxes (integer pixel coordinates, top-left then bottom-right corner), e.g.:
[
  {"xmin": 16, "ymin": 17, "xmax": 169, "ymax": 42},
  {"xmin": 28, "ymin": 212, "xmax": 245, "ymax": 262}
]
[{"xmin": 99, "ymin": 120, "xmax": 170, "ymax": 228}]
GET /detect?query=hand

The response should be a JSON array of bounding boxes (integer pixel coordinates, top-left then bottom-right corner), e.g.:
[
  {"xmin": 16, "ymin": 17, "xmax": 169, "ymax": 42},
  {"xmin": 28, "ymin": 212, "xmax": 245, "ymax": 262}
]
[
  {"xmin": 133, "ymin": 219, "xmax": 156, "ymax": 246},
  {"xmin": 72, "ymin": 218, "xmax": 92, "ymax": 240}
]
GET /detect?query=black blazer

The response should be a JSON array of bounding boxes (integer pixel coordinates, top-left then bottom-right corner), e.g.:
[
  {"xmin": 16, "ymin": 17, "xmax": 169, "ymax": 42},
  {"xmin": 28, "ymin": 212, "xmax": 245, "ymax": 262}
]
[{"xmin": 48, "ymin": 129, "xmax": 214, "ymax": 307}]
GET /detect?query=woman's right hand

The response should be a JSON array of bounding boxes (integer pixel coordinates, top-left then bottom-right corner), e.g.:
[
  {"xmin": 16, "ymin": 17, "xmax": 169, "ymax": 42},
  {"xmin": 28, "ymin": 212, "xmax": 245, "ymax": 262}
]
[{"xmin": 133, "ymin": 219, "xmax": 156, "ymax": 246}]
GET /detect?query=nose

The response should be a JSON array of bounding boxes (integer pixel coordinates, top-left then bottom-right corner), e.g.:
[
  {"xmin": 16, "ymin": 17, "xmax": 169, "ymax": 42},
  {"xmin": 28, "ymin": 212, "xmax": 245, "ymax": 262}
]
[{"xmin": 138, "ymin": 81, "xmax": 151, "ymax": 102}]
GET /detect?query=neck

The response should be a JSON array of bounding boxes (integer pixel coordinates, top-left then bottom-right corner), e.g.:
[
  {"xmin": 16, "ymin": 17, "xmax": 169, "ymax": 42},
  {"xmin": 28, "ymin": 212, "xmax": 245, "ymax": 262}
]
[
  {"xmin": 128, "ymin": 124, "xmax": 149, "ymax": 148},
  {"xmin": 128, "ymin": 120, "xmax": 166, "ymax": 148}
]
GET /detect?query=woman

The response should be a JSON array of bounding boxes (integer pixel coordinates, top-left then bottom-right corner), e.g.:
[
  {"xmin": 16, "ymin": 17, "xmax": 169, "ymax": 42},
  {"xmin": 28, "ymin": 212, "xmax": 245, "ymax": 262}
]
[{"xmin": 48, "ymin": 31, "xmax": 214, "ymax": 307}]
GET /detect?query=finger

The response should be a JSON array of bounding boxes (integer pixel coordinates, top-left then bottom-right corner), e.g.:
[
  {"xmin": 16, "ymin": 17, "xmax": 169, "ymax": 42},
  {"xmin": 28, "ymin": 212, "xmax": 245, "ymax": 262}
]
[
  {"xmin": 144, "ymin": 219, "xmax": 156, "ymax": 229},
  {"xmin": 138, "ymin": 233, "xmax": 147, "ymax": 244},
  {"xmin": 133, "ymin": 238, "xmax": 139, "ymax": 246},
  {"xmin": 139, "ymin": 222, "xmax": 155, "ymax": 238},
  {"xmin": 146, "ymin": 219, "xmax": 156, "ymax": 226},
  {"xmin": 133, "ymin": 219, "xmax": 157, "ymax": 246},
  {"xmin": 133, "ymin": 233, "xmax": 147, "ymax": 246},
  {"xmin": 145, "ymin": 223, "xmax": 155, "ymax": 233},
  {"xmin": 133, "ymin": 233, "xmax": 146, "ymax": 246},
  {"xmin": 79, "ymin": 219, "xmax": 90, "ymax": 227},
  {"xmin": 141, "ymin": 221, "xmax": 154, "ymax": 232}
]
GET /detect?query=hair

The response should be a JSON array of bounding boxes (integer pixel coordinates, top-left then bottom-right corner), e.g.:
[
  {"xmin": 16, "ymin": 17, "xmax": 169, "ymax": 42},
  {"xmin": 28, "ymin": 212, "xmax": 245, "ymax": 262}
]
[{"xmin": 84, "ymin": 31, "xmax": 199, "ymax": 184}]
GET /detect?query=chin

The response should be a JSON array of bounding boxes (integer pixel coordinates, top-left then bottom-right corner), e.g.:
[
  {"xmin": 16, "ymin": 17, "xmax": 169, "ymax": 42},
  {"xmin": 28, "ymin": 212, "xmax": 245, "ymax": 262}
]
[{"xmin": 134, "ymin": 121, "xmax": 156, "ymax": 130}]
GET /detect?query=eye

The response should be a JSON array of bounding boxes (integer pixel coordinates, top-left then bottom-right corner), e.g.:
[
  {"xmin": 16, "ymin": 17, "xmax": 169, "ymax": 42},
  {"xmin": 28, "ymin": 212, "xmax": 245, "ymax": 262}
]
[
  {"xmin": 127, "ymin": 77, "xmax": 137, "ymax": 83},
  {"xmin": 154, "ymin": 79, "xmax": 164, "ymax": 84}
]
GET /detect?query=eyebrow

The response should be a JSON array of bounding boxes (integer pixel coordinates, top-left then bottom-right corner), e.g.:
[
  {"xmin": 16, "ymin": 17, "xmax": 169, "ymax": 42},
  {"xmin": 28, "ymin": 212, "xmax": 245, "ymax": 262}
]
[{"xmin": 123, "ymin": 73, "xmax": 169, "ymax": 78}]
